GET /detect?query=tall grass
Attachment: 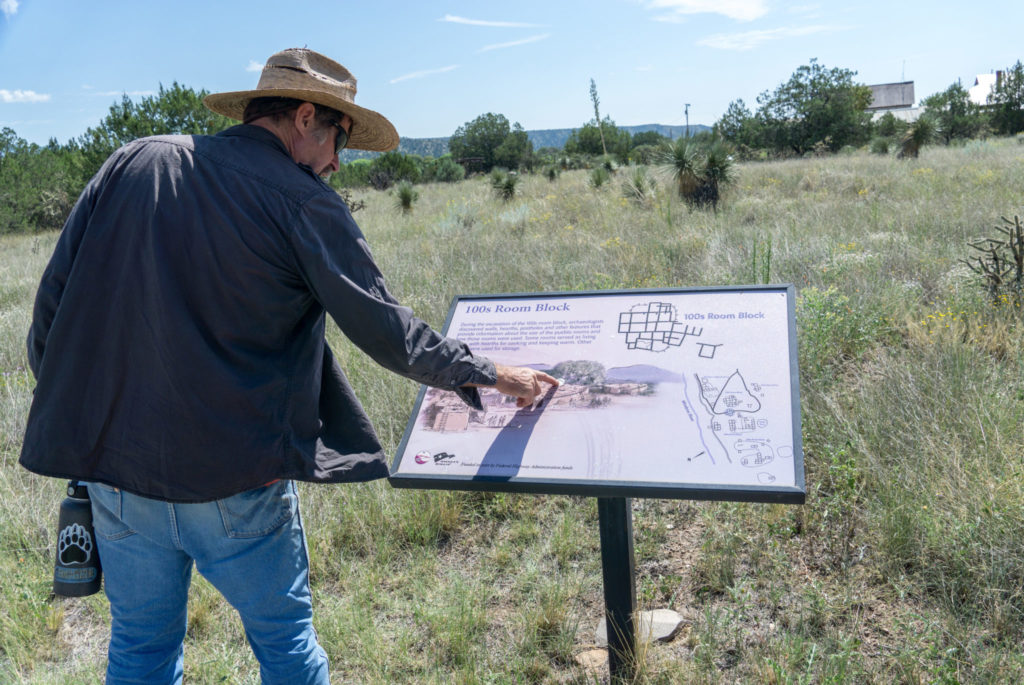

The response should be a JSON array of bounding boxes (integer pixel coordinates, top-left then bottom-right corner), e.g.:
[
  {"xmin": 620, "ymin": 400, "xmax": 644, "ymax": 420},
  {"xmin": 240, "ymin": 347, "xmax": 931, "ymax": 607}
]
[{"xmin": 2, "ymin": 138, "xmax": 1024, "ymax": 682}]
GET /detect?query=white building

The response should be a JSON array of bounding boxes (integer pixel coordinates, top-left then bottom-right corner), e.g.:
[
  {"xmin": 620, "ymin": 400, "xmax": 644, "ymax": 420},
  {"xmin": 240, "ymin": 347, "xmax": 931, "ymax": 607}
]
[{"xmin": 968, "ymin": 72, "xmax": 1002, "ymax": 106}]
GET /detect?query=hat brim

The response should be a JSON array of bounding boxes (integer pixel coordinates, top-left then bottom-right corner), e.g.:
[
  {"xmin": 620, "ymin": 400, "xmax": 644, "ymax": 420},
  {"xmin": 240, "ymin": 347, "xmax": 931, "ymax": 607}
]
[{"xmin": 204, "ymin": 88, "xmax": 399, "ymax": 152}]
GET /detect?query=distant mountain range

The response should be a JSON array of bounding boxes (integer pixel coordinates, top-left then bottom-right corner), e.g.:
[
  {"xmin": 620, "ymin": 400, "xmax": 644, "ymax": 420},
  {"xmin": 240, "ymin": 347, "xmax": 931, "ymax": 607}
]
[
  {"xmin": 339, "ymin": 123, "xmax": 712, "ymax": 162},
  {"xmin": 605, "ymin": 364, "xmax": 683, "ymax": 384}
]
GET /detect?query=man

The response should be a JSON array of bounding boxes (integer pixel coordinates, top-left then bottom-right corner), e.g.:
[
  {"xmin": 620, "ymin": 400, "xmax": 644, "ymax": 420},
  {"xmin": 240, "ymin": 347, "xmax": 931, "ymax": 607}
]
[{"xmin": 20, "ymin": 48, "xmax": 555, "ymax": 684}]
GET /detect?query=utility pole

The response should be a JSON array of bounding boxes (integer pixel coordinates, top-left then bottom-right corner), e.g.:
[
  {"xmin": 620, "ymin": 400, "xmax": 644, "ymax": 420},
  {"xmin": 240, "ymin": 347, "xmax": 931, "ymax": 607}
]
[{"xmin": 684, "ymin": 103, "xmax": 691, "ymax": 138}]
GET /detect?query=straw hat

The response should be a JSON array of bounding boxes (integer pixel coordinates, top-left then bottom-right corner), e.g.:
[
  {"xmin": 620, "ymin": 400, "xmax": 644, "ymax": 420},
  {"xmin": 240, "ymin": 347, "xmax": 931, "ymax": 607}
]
[{"xmin": 204, "ymin": 48, "xmax": 399, "ymax": 152}]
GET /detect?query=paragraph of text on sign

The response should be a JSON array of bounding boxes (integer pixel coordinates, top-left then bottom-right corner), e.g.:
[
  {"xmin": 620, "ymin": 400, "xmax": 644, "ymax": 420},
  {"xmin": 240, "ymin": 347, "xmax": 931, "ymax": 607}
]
[{"xmin": 455, "ymin": 320, "xmax": 603, "ymax": 353}]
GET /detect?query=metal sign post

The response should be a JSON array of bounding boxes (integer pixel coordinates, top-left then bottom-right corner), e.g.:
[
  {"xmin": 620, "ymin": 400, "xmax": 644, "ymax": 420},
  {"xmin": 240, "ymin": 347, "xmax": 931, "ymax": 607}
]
[{"xmin": 598, "ymin": 496, "xmax": 637, "ymax": 682}]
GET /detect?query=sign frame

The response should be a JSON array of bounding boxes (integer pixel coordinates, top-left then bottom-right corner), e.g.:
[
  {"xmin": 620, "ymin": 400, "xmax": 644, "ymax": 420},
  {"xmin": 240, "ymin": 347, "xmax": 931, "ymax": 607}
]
[{"xmin": 388, "ymin": 285, "xmax": 804, "ymax": 505}]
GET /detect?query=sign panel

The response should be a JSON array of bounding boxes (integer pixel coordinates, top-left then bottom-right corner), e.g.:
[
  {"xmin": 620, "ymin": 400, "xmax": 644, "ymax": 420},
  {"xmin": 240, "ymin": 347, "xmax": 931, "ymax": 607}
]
[{"xmin": 389, "ymin": 286, "xmax": 804, "ymax": 503}]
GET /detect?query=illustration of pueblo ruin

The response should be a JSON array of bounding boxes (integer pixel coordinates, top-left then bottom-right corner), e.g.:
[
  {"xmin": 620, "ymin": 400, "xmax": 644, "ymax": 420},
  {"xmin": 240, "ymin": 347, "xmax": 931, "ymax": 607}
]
[{"xmin": 420, "ymin": 360, "xmax": 662, "ymax": 433}]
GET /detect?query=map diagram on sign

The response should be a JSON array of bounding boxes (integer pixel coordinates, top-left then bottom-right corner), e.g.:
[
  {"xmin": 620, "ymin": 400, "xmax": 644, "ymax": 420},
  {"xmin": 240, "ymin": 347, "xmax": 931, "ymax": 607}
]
[
  {"xmin": 391, "ymin": 288, "xmax": 803, "ymax": 502},
  {"xmin": 618, "ymin": 302, "xmax": 702, "ymax": 351}
]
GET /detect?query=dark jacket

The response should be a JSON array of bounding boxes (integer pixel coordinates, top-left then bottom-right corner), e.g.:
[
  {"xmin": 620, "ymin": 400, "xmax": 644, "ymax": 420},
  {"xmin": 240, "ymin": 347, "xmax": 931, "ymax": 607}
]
[{"xmin": 20, "ymin": 125, "xmax": 495, "ymax": 502}]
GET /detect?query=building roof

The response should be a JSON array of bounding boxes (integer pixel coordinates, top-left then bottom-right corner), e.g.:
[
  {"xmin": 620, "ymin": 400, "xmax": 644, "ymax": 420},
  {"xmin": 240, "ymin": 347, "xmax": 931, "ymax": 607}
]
[
  {"xmin": 867, "ymin": 81, "xmax": 915, "ymax": 111},
  {"xmin": 969, "ymin": 73, "xmax": 998, "ymax": 106}
]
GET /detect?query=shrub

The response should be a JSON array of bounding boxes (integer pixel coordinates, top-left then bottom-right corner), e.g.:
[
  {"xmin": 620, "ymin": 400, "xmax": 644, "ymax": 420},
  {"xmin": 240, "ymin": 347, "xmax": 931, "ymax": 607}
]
[
  {"xmin": 628, "ymin": 144, "xmax": 662, "ymax": 165},
  {"xmin": 426, "ymin": 156, "xmax": 466, "ymax": 183},
  {"xmin": 368, "ymin": 151, "xmax": 421, "ymax": 189},
  {"xmin": 394, "ymin": 181, "xmax": 418, "ymax": 214},
  {"xmin": 331, "ymin": 158, "xmax": 373, "ymax": 188},
  {"xmin": 870, "ymin": 137, "xmax": 890, "ymax": 155},
  {"xmin": 368, "ymin": 170, "xmax": 392, "ymax": 191}
]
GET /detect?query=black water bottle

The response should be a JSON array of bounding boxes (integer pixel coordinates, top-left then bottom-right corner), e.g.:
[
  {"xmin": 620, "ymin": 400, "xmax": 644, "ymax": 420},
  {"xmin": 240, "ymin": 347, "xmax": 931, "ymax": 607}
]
[{"xmin": 53, "ymin": 481, "xmax": 102, "ymax": 596}]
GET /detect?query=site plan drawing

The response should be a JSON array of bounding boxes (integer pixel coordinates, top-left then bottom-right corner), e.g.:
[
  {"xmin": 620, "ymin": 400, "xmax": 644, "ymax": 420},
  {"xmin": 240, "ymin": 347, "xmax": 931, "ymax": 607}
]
[{"xmin": 390, "ymin": 287, "xmax": 804, "ymax": 503}]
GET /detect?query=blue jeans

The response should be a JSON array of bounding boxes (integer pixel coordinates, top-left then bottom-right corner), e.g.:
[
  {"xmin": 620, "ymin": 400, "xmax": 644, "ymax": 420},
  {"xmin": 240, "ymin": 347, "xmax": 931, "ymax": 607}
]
[{"xmin": 88, "ymin": 480, "xmax": 329, "ymax": 685}]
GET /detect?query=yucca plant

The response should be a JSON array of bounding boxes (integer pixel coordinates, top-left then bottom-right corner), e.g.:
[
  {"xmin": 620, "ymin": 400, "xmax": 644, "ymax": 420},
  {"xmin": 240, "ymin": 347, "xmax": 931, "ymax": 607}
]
[
  {"xmin": 658, "ymin": 139, "xmax": 735, "ymax": 210},
  {"xmin": 899, "ymin": 116, "xmax": 936, "ymax": 159},
  {"xmin": 589, "ymin": 166, "xmax": 610, "ymax": 189},
  {"xmin": 621, "ymin": 167, "xmax": 656, "ymax": 205},
  {"xmin": 394, "ymin": 181, "xmax": 418, "ymax": 214},
  {"xmin": 659, "ymin": 139, "xmax": 700, "ymax": 201},
  {"xmin": 696, "ymin": 140, "xmax": 735, "ymax": 211},
  {"xmin": 490, "ymin": 169, "xmax": 520, "ymax": 202}
]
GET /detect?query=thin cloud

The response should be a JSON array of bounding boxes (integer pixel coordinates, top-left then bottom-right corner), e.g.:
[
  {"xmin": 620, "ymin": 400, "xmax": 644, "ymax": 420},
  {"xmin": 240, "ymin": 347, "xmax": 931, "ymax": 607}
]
[
  {"xmin": 645, "ymin": 0, "xmax": 768, "ymax": 22},
  {"xmin": 92, "ymin": 90, "xmax": 157, "ymax": 97},
  {"xmin": 0, "ymin": 89, "xmax": 50, "ymax": 103},
  {"xmin": 478, "ymin": 33, "xmax": 550, "ymax": 53},
  {"xmin": 698, "ymin": 24, "xmax": 847, "ymax": 51},
  {"xmin": 1, "ymin": 0, "xmax": 19, "ymax": 18},
  {"xmin": 246, "ymin": 60, "xmax": 263, "ymax": 72},
  {"xmin": 439, "ymin": 14, "xmax": 544, "ymax": 28},
  {"xmin": 636, "ymin": 65, "xmax": 654, "ymax": 72},
  {"xmin": 389, "ymin": 65, "xmax": 459, "ymax": 84}
]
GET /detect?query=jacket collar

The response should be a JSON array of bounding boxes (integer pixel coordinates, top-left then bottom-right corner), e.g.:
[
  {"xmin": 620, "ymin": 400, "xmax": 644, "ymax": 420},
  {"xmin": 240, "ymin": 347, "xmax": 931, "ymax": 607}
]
[{"xmin": 218, "ymin": 124, "xmax": 291, "ymax": 158}]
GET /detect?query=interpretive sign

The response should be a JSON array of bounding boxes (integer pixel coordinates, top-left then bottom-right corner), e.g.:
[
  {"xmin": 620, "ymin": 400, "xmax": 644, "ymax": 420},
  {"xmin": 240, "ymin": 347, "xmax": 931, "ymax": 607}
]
[{"xmin": 390, "ymin": 286, "xmax": 803, "ymax": 503}]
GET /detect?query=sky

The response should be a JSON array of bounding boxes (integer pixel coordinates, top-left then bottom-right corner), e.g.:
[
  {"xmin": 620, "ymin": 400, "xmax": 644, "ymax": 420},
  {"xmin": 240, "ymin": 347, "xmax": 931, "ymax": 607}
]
[{"xmin": 0, "ymin": 0, "xmax": 1020, "ymax": 146}]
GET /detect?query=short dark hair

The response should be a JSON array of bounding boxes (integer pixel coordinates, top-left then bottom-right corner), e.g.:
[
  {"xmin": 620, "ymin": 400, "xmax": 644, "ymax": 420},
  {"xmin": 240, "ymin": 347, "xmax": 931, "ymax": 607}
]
[{"xmin": 243, "ymin": 97, "xmax": 343, "ymax": 127}]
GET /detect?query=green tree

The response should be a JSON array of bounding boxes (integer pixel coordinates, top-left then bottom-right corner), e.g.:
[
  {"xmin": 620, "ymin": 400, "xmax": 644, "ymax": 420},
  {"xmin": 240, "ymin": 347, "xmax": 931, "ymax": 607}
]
[
  {"xmin": 922, "ymin": 82, "xmax": 985, "ymax": 143},
  {"xmin": 754, "ymin": 59, "xmax": 872, "ymax": 154},
  {"xmin": 493, "ymin": 124, "xmax": 533, "ymax": 171},
  {"xmin": 714, "ymin": 99, "xmax": 762, "ymax": 149},
  {"xmin": 0, "ymin": 129, "xmax": 78, "ymax": 234},
  {"xmin": 630, "ymin": 130, "xmax": 669, "ymax": 148},
  {"xmin": 564, "ymin": 117, "xmax": 631, "ymax": 161},
  {"xmin": 448, "ymin": 113, "xmax": 532, "ymax": 172},
  {"xmin": 874, "ymin": 111, "xmax": 906, "ymax": 138},
  {"xmin": 989, "ymin": 60, "xmax": 1024, "ymax": 135},
  {"xmin": 77, "ymin": 82, "xmax": 233, "ymax": 181}
]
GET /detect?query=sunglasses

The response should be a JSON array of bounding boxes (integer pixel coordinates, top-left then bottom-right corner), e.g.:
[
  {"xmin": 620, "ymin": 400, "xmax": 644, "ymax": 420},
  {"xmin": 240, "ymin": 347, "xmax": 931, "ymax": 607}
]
[{"xmin": 330, "ymin": 120, "xmax": 350, "ymax": 154}]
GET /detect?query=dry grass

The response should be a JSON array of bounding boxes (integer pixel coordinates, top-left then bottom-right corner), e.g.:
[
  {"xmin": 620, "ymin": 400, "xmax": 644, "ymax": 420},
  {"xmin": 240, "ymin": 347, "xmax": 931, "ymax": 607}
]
[{"xmin": 2, "ymin": 138, "xmax": 1024, "ymax": 682}]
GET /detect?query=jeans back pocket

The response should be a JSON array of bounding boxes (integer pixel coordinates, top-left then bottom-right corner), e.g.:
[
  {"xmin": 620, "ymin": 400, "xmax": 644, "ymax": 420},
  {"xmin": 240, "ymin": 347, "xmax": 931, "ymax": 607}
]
[
  {"xmin": 216, "ymin": 480, "xmax": 296, "ymax": 539},
  {"xmin": 88, "ymin": 483, "xmax": 136, "ymax": 541}
]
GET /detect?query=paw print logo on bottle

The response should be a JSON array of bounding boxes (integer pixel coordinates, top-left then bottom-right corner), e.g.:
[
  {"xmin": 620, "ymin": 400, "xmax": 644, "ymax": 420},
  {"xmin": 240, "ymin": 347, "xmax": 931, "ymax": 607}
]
[{"xmin": 58, "ymin": 522, "xmax": 94, "ymax": 565}]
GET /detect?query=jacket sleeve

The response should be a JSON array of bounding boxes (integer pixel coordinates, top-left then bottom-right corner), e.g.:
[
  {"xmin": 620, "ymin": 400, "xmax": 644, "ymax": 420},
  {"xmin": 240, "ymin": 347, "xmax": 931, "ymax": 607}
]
[
  {"xmin": 26, "ymin": 165, "xmax": 108, "ymax": 378},
  {"xmin": 285, "ymin": 190, "xmax": 497, "ymax": 404}
]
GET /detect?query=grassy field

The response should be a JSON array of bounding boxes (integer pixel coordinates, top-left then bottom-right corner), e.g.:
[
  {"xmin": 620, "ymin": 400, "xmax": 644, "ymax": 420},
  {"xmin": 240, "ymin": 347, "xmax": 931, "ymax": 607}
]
[{"xmin": 2, "ymin": 139, "xmax": 1023, "ymax": 683}]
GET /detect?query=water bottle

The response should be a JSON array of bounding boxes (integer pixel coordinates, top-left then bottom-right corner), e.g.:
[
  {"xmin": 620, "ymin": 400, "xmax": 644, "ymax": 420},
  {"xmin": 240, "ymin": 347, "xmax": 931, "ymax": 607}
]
[{"xmin": 53, "ymin": 481, "xmax": 102, "ymax": 597}]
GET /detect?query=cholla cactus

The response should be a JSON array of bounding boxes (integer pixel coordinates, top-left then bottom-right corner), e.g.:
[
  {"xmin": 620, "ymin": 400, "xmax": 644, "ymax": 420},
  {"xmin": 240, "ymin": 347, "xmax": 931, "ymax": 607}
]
[{"xmin": 962, "ymin": 214, "xmax": 1024, "ymax": 307}]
